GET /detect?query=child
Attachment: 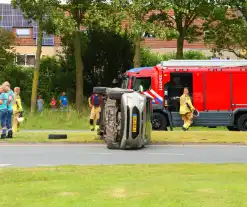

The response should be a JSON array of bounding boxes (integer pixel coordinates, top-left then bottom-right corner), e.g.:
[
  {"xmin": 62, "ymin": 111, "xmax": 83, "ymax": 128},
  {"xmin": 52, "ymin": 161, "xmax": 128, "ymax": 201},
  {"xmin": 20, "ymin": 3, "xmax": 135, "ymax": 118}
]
[
  {"xmin": 37, "ymin": 95, "xmax": 44, "ymax": 112},
  {"xmin": 50, "ymin": 96, "xmax": 57, "ymax": 110}
]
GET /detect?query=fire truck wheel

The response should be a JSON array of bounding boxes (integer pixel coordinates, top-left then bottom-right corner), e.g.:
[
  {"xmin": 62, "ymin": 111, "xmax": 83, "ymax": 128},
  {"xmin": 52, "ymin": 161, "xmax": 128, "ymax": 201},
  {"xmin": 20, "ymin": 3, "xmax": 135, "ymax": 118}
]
[
  {"xmin": 237, "ymin": 114, "xmax": 247, "ymax": 131},
  {"xmin": 226, "ymin": 126, "xmax": 239, "ymax": 131},
  {"xmin": 151, "ymin": 112, "xmax": 168, "ymax": 131}
]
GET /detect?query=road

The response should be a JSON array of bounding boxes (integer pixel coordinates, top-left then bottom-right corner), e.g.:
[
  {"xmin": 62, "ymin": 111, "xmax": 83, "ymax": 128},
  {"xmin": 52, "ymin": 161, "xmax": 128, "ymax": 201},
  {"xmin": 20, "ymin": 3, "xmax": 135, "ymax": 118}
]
[{"xmin": 0, "ymin": 144, "xmax": 247, "ymax": 167}]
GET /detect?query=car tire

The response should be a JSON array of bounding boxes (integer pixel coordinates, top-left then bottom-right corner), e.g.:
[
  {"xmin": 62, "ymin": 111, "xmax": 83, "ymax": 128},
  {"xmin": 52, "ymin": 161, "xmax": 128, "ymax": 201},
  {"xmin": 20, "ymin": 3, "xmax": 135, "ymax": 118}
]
[
  {"xmin": 93, "ymin": 87, "xmax": 108, "ymax": 95},
  {"xmin": 151, "ymin": 112, "xmax": 168, "ymax": 131},
  {"xmin": 48, "ymin": 134, "xmax": 67, "ymax": 139},
  {"xmin": 236, "ymin": 114, "xmax": 247, "ymax": 131}
]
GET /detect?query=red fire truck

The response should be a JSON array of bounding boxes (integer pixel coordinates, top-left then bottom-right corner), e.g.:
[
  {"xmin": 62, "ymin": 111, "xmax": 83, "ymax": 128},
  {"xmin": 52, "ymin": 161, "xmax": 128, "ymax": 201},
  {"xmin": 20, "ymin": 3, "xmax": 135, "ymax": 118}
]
[{"xmin": 121, "ymin": 60, "xmax": 247, "ymax": 131}]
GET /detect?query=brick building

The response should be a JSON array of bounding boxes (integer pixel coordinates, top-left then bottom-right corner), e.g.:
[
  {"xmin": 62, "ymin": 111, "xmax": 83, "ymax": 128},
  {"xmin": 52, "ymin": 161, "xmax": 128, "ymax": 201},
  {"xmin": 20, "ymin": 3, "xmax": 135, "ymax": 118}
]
[{"xmin": 0, "ymin": 2, "xmax": 236, "ymax": 67}]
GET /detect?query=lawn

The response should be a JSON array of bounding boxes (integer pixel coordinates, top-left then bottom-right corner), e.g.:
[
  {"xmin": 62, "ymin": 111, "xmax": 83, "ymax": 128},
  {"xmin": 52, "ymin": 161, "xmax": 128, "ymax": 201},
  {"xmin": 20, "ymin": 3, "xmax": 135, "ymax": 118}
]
[
  {"xmin": 21, "ymin": 109, "xmax": 229, "ymax": 131},
  {"xmin": 3, "ymin": 131, "xmax": 247, "ymax": 144},
  {"xmin": 0, "ymin": 164, "xmax": 247, "ymax": 207}
]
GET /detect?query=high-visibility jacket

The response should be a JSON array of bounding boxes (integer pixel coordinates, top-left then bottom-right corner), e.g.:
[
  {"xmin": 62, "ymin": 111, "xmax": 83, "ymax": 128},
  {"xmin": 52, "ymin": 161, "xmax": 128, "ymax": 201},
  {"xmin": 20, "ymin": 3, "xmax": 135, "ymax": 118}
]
[
  {"xmin": 13, "ymin": 94, "xmax": 23, "ymax": 113},
  {"xmin": 179, "ymin": 94, "xmax": 195, "ymax": 114}
]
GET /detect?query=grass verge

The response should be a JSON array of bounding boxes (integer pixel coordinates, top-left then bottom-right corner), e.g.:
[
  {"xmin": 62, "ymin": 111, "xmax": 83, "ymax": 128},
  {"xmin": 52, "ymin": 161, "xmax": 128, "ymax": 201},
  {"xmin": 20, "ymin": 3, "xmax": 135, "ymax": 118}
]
[
  {"xmin": 2, "ymin": 131, "xmax": 247, "ymax": 144},
  {"xmin": 21, "ymin": 109, "xmax": 229, "ymax": 131},
  {"xmin": 0, "ymin": 164, "xmax": 247, "ymax": 207},
  {"xmin": 22, "ymin": 108, "xmax": 89, "ymax": 130}
]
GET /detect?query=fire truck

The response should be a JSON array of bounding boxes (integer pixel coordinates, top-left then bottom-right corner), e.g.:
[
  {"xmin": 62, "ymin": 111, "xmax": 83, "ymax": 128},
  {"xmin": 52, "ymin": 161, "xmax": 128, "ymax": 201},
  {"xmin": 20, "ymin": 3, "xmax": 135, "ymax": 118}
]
[{"xmin": 121, "ymin": 60, "xmax": 247, "ymax": 131}]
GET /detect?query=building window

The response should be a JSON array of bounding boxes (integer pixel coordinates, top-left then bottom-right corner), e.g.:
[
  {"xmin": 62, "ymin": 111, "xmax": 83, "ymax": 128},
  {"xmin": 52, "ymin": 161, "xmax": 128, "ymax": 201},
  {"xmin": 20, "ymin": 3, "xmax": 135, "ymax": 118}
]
[
  {"xmin": 26, "ymin": 55, "xmax": 35, "ymax": 66},
  {"xmin": 16, "ymin": 54, "xmax": 35, "ymax": 66},
  {"xmin": 16, "ymin": 55, "xmax": 26, "ymax": 65},
  {"xmin": 15, "ymin": 28, "xmax": 31, "ymax": 37}
]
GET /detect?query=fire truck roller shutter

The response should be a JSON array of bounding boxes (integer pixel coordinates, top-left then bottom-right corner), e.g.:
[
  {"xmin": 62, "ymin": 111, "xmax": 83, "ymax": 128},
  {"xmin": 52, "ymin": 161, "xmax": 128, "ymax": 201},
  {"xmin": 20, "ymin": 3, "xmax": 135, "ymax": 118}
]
[{"xmin": 152, "ymin": 112, "xmax": 168, "ymax": 131}]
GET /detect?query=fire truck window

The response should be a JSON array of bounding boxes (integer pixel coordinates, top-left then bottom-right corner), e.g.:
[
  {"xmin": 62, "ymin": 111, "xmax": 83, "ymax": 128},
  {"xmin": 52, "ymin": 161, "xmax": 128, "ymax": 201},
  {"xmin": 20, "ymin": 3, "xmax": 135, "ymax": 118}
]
[
  {"xmin": 121, "ymin": 76, "xmax": 129, "ymax": 89},
  {"xmin": 133, "ymin": 77, "xmax": 151, "ymax": 91}
]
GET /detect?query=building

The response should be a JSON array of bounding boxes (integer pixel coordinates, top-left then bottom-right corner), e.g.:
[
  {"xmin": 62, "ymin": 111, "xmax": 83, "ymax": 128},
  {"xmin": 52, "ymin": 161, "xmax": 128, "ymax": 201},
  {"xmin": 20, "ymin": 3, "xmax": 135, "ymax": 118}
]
[
  {"xmin": 0, "ymin": 3, "xmax": 62, "ymax": 66},
  {"xmin": 0, "ymin": 2, "xmax": 236, "ymax": 67}
]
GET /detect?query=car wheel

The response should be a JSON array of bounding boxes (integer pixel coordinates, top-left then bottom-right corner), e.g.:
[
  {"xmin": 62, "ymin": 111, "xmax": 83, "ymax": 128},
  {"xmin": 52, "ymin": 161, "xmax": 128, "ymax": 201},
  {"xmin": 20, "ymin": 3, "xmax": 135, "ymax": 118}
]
[{"xmin": 151, "ymin": 112, "xmax": 168, "ymax": 131}]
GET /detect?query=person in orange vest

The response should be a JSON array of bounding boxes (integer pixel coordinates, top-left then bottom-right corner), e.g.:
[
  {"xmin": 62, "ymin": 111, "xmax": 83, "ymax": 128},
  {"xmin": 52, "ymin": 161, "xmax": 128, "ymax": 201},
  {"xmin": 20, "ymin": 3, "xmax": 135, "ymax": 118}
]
[{"xmin": 88, "ymin": 93, "xmax": 102, "ymax": 131}]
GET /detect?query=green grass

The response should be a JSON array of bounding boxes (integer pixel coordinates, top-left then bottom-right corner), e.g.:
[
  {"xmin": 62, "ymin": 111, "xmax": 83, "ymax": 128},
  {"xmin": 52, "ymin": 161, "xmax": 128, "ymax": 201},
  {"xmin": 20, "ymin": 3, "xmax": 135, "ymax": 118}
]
[
  {"xmin": 0, "ymin": 164, "xmax": 247, "ymax": 207},
  {"xmin": 4, "ymin": 131, "xmax": 247, "ymax": 144},
  {"xmin": 21, "ymin": 109, "xmax": 229, "ymax": 130},
  {"xmin": 22, "ymin": 108, "xmax": 90, "ymax": 130}
]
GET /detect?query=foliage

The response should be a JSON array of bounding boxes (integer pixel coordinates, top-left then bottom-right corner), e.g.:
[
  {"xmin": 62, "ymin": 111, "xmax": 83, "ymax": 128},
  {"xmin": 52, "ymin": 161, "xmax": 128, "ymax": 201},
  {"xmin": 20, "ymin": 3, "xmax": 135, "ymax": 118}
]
[
  {"xmin": 61, "ymin": 26, "xmax": 134, "ymax": 95},
  {"xmin": 0, "ymin": 64, "xmax": 33, "ymax": 106},
  {"xmin": 0, "ymin": 28, "xmax": 15, "ymax": 71},
  {"xmin": 11, "ymin": 0, "xmax": 60, "ymax": 113},
  {"xmin": 203, "ymin": 4, "xmax": 247, "ymax": 58},
  {"xmin": 141, "ymin": 48, "xmax": 209, "ymax": 66},
  {"xmin": 149, "ymin": 0, "xmax": 226, "ymax": 59}
]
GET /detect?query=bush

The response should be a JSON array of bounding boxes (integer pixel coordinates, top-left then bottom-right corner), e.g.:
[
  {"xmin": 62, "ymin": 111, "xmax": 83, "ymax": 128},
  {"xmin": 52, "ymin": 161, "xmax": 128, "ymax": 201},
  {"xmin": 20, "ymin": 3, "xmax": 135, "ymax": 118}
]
[
  {"xmin": 141, "ymin": 48, "xmax": 210, "ymax": 66},
  {"xmin": 0, "ymin": 64, "xmax": 33, "ymax": 106}
]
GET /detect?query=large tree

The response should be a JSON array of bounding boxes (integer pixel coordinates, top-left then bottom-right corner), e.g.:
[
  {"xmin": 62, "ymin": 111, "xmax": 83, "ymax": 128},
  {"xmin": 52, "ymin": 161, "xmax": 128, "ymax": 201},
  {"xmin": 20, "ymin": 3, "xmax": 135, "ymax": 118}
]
[
  {"xmin": 12, "ymin": 0, "xmax": 58, "ymax": 113},
  {"xmin": 149, "ymin": 0, "xmax": 223, "ymax": 59},
  {"xmin": 203, "ymin": 2, "xmax": 247, "ymax": 58},
  {"xmin": 52, "ymin": 0, "xmax": 98, "ymax": 112},
  {"xmin": 110, "ymin": 0, "xmax": 175, "ymax": 67}
]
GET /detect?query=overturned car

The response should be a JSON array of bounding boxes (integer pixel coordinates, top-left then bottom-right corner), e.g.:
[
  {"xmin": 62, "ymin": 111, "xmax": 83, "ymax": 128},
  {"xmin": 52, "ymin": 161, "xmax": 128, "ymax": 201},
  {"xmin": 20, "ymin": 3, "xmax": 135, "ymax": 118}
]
[{"xmin": 93, "ymin": 87, "xmax": 153, "ymax": 149}]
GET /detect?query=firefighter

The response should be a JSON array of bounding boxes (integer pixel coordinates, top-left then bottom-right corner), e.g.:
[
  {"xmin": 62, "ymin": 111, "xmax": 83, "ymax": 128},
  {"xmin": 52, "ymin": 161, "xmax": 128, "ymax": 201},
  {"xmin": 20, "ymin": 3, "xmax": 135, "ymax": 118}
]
[
  {"xmin": 179, "ymin": 87, "xmax": 195, "ymax": 131},
  {"xmin": 88, "ymin": 92, "xmax": 101, "ymax": 131}
]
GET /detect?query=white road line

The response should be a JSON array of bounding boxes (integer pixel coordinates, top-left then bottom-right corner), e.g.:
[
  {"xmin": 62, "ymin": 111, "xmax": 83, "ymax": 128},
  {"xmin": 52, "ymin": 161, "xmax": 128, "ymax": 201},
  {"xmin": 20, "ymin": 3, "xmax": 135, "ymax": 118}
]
[
  {"xmin": 86, "ymin": 153, "xmax": 112, "ymax": 155},
  {"xmin": 148, "ymin": 153, "xmax": 184, "ymax": 156},
  {"xmin": 0, "ymin": 164, "xmax": 12, "ymax": 167}
]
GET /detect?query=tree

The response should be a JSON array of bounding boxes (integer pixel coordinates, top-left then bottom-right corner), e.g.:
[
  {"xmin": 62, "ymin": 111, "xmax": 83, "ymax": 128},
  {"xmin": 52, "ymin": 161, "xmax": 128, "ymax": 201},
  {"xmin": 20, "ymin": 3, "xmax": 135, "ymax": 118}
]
[
  {"xmin": 203, "ymin": 2, "xmax": 247, "ymax": 58},
  {"xmin": 110, "ymin": 0, "xmax": 175, "ymax": 67},
  {"xmin": 149, "ymin": 0, "xmax": 222, "ymax": 59},
  {"xmin": 0, "ymin": 28, "xmax": 15, "ymax": 70},
  {"xmin": 12, "ymin": 0, "xmax": 59, "ymax": 113},
  {"xmin": 51, "ymin": 0, "xmax": 97, "ymax": 112}
]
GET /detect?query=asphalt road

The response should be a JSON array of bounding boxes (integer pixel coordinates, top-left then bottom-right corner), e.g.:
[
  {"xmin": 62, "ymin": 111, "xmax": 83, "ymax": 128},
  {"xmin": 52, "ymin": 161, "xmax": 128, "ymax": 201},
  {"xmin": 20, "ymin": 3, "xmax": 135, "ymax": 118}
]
[{"xmin": 0, "ymin": 144, "xmax": 247, "ymax": 167}]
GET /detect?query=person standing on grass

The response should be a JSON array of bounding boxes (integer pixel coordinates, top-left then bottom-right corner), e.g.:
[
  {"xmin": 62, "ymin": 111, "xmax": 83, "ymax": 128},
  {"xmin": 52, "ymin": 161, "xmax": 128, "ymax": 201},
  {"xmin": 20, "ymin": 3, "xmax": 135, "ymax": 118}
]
[
  {"xmin": 37, "ymin": 95, "xmax": 44, "ymax": 112},
  {"xmin": 179, "ymin": 87, "xmax": 195, "ymax": 131},
  {"xmin": 3, "ymin": 81, "xmax": 14, "ymax": 138},
  {"xmin": 50, "ymin": 96, "xmax": 57, "ymax": 110},
  {"xmin": 12, "ymin": 87, "xmax": 23, "ymax": 134},
  {"xmin": 59, "ymin": 92, "xmax": 68, "ymax": 111},
  {"xmin": 0, "ymin": 85, "xmax": 9, "ymax": 139},
  {"xmin": 88, "ymin": 93, "xmax": 101, "ymax": 131}
]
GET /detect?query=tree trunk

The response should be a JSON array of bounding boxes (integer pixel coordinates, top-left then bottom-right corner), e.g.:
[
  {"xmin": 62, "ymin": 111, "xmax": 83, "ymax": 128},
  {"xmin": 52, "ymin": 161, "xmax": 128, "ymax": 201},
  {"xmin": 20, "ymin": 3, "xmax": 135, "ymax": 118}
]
[
  {"xmin": 133, "ymin": 33, "xmax": 141, "ymax": 67},
  {"xmin": 176, "ymin": 33, "xmax": 184, "ymax": 59},
  {"xmin": 30, "ymin": 20, "xmax": 42, "ymax": 113},
  {"xmin": 73, "ymin": 30, "xmax": 84, "ymax": 113}
]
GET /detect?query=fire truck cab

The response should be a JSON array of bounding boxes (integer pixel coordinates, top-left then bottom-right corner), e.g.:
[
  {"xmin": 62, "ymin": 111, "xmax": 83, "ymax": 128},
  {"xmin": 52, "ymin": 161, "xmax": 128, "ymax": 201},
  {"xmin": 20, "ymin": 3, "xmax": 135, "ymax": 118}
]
[{"xmin": 121, "ymin": 60, "xmax": 247, "ymax": 131}]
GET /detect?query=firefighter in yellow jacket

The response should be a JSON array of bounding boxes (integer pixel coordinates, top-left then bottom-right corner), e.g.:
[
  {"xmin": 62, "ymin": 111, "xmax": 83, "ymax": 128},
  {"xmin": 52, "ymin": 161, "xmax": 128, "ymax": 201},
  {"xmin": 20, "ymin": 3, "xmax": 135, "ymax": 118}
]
[
  {"xmin": 12, "ymin": 87, "xmax": 23, "ymax": 133},
  {"xmin": 180, "ymin": 87, "xmax": 195, "ymax": 131}
]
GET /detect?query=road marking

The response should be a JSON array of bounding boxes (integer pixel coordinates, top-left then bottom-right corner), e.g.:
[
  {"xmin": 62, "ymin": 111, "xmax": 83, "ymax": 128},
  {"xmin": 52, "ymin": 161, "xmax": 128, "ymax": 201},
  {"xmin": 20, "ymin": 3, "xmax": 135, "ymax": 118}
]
[
  {"xmin": 0, "ymin": 164, "xmax": 12, "ymax": 167},
  {"xmin": 86, "ymin": 152, "xmax": 112, "ymax": 155},
  {"xmin": 148, "ymin": 153, "xmax": 184, "ymax": 156}
]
